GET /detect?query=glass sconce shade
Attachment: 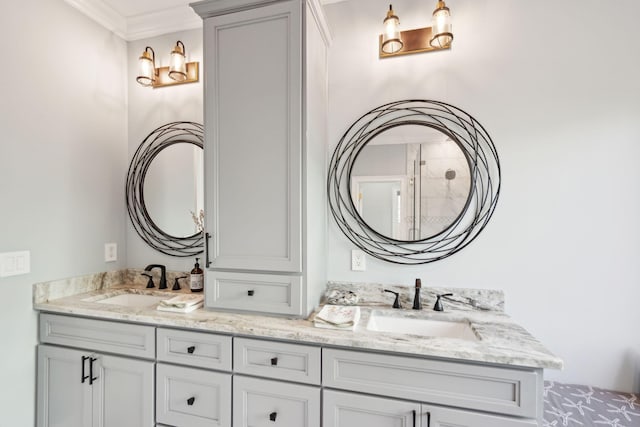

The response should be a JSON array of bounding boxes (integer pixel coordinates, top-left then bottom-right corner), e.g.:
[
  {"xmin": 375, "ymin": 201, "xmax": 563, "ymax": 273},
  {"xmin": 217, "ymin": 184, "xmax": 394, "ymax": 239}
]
[
  {"xmin": 382, "ymin": 4, "xmax": 403, "ymax": 54},
  {"xmin": 136, "ymin": 47, "xmax": 156, "ymax": 86},
  {"xmin": 169, "ymin": 41, "xmax": 187, "ymax": 82},
  {"xmin": 430, "ymin": 0, "xmax": 453, "ymax": 48}
]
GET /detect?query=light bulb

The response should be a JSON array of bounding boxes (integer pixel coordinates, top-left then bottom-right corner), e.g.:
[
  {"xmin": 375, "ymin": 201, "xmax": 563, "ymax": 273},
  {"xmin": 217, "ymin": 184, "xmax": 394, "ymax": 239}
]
[
  {"xmin": 169, "ymin": 41, "xmax": 187, "ymax": 82},
  {"xmin": 136, "ymin": 47, "xmax": 156, "ymax": 86},
  {"xmin": 430, "ymin": 0, "xmax": 453, "ymax": 48},
  {"xmin": 382, "ymin": 4, "xmax": 403, "ymax": 54}
]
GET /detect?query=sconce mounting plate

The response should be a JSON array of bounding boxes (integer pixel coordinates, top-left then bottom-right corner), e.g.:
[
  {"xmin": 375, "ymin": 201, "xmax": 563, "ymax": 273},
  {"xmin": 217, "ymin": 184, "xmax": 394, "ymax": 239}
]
[
  {"xmin": 152, "ymin": 62, "xmax": 199, "ymax": 89},
  {"xmin": 379, "ymin": 27, "xmax": 450, "ymax": 58}
]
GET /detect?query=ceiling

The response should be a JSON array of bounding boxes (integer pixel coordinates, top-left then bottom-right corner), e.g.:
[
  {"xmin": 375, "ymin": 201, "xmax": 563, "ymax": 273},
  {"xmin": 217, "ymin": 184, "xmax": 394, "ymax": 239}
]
[{"xmin": 65, "ymin": 0, "xmax": 343, "ymax": 41}]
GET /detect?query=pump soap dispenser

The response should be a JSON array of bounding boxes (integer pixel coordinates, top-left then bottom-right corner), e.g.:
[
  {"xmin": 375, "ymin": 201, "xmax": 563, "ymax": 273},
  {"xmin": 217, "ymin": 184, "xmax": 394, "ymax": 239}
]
[{"xmin": 189, "ymin": 258, "xmax": 204, "ymax": 293}]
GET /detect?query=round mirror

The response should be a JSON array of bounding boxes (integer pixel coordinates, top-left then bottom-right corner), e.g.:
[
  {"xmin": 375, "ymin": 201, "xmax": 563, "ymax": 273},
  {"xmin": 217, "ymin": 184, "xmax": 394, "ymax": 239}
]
[
  {"xmin": 328, "ymin": 100, "xmax": 501, "ymax": 265},
  {"xmin": 350, "ymin": 125, "xmax": 471, "ymax": 241},
  {"xmin": 126, "ymin": 122, "xmax": 204, "ymax": 257},
  {"xmin": 144, "ymin": 143, "xmax": 204, "ymax": 238}
]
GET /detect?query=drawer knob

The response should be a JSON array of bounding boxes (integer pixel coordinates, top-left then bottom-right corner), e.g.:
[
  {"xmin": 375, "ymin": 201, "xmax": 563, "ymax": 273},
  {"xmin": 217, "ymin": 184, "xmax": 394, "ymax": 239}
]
[
  {"xmin": 247, "ymin": 290, "xmax": 255, "ymax": 296},
  {"xmin": 270, "ymin": 357, "xmax": 278, "ymax": 366},
  {"xmin": 269, "ymin": 411, "xmax": 277, "ymax": 422},
  {"xmin": 187, "ymin": 346, "xmax": 196, "ymax": 354},
  {"xmin": 187, "ymin": 397, "xmax": 195, "ymax": 406}
]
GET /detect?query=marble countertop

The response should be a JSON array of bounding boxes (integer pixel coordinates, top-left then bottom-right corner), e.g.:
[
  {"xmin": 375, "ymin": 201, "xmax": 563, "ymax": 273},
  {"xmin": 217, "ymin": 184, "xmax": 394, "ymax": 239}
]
[{"xmin": 33, "ymin": 272, "xmax": 563, "ymax": 370}]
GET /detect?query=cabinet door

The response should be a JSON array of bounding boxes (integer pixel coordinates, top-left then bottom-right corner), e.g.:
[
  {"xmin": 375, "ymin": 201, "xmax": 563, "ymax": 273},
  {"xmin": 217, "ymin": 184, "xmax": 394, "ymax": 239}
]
[
  {"xmin": 156, "ymin": 363, "xmax": 232, "ymax": 427},
  {"xmin": 92, "ymin": 354, "xmax": 154, "ymax": 427},
  {"xmin": 204, "ymin": 0, "xmax": 302, "ymax": 273},
  {"xmin": 424, "ymin": 405, "xmax": 537, "ymax": 427},
  {"xmin": 37, "ymin": 345, "xmax": 92, "ymax": 427},
  {"xmin": 233, "ymin": 375, "xmax": 320, "ymax": 427},
  {"xmin": 323, "ymin": 389, "xmax": 420, "ymax": 427}
]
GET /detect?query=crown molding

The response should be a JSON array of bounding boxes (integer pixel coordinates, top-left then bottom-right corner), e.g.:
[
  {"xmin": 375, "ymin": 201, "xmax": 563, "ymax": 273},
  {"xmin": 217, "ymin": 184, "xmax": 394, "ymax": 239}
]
[
  {"xmin": 63, "ymin": 0, "xmax": 202, "ymax": 41},
  {"xmin": 64, "ymin": 0, "xmax": 127, "ymax": 38},
  {"xmin": 126, "ymin": 6, "xmax": 202, "ymax": 41}
]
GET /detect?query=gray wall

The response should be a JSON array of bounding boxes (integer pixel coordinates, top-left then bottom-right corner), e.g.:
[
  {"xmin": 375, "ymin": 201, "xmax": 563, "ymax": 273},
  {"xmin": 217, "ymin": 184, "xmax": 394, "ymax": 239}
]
[
  {"xmin": 325, "ymin": 0, "xmax": 640, "ymax": 392},
  {"xmin": 0, "ymin": 1, "xmax": 128, "ymax": 425}
]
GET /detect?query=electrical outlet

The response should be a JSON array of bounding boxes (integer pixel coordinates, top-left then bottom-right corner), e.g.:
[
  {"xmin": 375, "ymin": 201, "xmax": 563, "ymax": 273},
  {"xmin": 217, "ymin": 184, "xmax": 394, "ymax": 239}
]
[
  {"xmin": 0, "ymin": 250, "xmax": 31, "ymax": 277},
  {"xmin": 351, "ymin": 249, "xmax": 366, "ymax": 271},
  {"xmin": 104, "ymin": 243, "xmax": 117, "ymax": 262}
]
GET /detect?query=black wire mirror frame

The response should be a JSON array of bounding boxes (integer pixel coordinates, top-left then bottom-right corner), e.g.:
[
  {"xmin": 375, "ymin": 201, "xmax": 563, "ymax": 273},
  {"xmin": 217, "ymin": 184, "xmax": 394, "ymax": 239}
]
[
  {"xmin": 328, "ymin": 100, "xmax": 501, "ymax": 265},
  {"xmin": 126, "ymin": 121, "xmax": 204, "ymax": 257}
]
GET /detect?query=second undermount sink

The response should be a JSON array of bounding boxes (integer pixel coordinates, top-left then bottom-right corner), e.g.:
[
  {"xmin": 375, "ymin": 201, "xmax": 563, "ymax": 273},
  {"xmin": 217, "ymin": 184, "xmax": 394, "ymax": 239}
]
[
  {"xmin": 366, "ymin": 311, "xmax": 479, "ymax": 341},
  {"xmin": 86, "ymin": 291, "xmax": 169, "ymax": 308}
]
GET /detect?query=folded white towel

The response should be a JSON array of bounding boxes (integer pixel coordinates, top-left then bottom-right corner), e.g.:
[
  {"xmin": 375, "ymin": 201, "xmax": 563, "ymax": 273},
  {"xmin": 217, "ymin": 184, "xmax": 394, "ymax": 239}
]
[
  {"xmin": 158, "ymin": 294, "xmax": 204, "ymax": 310},
  {"xmin": 314, "ymin": 305, "xmax": 360, "ymax": 331}
]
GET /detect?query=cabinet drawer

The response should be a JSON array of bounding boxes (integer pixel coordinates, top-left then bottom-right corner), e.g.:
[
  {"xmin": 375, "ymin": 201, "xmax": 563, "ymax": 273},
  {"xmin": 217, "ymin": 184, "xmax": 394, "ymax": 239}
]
[
  {"xmin": 205, "ymin": 271, "xmax": 302, "ymax": 316},
  {"xmin": 233, "ymin": 375, "xmax": 320, "ymax": 427},
  {"xmin": 157, "ymin": 328, "xmax": 232, "ymax": 371},
  {"xmin": 323, "ymin": 348, "xmax": 541, "ymax": 419},
  {"xmin": 234, "ymin": 337, "xmax": 321, "ymax": 385},
  {"xmin": 156, "ymin": 363, "xmax": 231, "ymax": 427},
  {"xmin": 39, "ymin": 313, "xmax": 155, "ymax": 359}
]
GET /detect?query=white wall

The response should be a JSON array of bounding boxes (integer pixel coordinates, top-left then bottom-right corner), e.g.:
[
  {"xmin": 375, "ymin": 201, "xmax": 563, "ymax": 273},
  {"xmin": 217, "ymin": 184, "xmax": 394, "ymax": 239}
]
[
  {"xmin": 0, "ymin": 0, "xmax": 128, "ymax": 424},
  {"xmin": 126, "ymin": 29, "xmax": 204, "ymax": 272},
  {"xmin": 324, "ymin": 0, "xmax": 640, "ymax": 392}
]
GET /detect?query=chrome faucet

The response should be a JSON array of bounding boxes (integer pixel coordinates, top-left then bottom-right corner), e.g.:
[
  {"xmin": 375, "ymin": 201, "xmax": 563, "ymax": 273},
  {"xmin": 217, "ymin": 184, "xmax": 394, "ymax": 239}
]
[{"xmin": 144, "ymin": 264, "xmax": 167, "ymax": 289}]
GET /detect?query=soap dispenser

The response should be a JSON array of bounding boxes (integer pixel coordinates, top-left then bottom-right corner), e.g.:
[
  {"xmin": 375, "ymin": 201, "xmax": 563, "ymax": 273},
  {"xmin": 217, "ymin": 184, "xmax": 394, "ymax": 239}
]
[{"xmin": 189, "ymin": 258, "xmax": 204, "ymax": 293}]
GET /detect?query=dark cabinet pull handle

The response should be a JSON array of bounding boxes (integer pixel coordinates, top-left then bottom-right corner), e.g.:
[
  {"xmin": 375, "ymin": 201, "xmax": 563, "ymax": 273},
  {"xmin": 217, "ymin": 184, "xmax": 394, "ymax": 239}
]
[
  {"xmin": 426, "ymin": 411, "xmax": 431, "ymax": 427},
  {"xmin": 89, "ymin": 357, "xmax": 98, "ymax": 385},
  {"xmin": 269, "ymin": 412, "xmax": 277, "ymax": 422},
  {"xmin": 270, "ymin": 357, "xmax": 278, "ymax": 366},
  {"xmin": 187, "ymin": 346, "xmax": 196, "ymax": 354},
  {"xmin": 247, "ymin": 290, "xmax": 255, "ymax": 296},
  {"xmin": 187, "ymin": 397, "xmax": 195, "ymax": 406},
  {"xmin": 81, "ymin": 356, "xmax": 89, "ymax": 383},
  {"xmin": 205, "ymin": 232, "xmax": 211, "ymax": 268}
]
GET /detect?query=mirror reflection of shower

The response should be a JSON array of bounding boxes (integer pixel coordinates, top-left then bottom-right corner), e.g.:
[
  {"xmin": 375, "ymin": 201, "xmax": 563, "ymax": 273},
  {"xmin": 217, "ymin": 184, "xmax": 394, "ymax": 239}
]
[{"xmin": 351, "ymin": 125, "xmax": 471, "ymax": 241}]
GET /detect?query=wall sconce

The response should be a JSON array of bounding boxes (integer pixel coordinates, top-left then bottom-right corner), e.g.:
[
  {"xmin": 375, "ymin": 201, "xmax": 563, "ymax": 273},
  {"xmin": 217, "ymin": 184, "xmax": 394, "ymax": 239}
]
[
  {"xmin": 379, "ymin": 1, "xmax": 454, "ymax": 59},
  {"xmin": 136, "ymin": 41, "xmax": 199, "ymax": 89}
]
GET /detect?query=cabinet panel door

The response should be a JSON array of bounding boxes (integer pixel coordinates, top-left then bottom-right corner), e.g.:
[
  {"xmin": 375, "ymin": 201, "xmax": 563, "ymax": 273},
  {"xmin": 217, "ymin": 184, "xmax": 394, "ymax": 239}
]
[
  {"xmin": 205, "ymin": 271, "xmax": 303, "ymax": 315},
  {"xmin": 234, "ymin": 337, "xmax": 321, "ymax": 385},
  {"xmin": 323, "ymin": 389, "xmax": 420, "ymax": 427},
  {"xmin": 37, "ymin": 345, "xmax": 92, "ymax": 427},
  {"xmin": 204, "ymin": 0, "xmax": 302, "ymax": 272},
  {"xmin": 156, "ymin": 363, "xmax": 232, "ymax": 427},
  {"xmin": 233, "ymin": 375, "xmax": 320, "ymax": 427},
  {"xmin": 92, "ymin": 354, "xmax": 154, "ymax": 427},
  {"xmin": 425, "ymin": 405, "xmax": 537, "ymax": 427}
]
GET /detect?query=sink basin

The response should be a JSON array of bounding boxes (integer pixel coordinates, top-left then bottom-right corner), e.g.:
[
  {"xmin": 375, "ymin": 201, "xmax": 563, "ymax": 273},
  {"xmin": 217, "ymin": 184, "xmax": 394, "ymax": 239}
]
[
  {"xmin": 88, "ymin": 292, "xmax": 168, "ymax": 308},
  {"xmin": 366, "ymin": 311, "xmax": 479, "ymax": 341}
]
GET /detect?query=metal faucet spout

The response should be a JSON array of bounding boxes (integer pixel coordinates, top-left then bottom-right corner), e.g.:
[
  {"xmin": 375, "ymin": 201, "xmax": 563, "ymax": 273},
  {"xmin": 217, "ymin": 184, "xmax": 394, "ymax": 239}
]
[{"xmin": 144, "ymin": 264, "xmax": 167, "ymax": 289}]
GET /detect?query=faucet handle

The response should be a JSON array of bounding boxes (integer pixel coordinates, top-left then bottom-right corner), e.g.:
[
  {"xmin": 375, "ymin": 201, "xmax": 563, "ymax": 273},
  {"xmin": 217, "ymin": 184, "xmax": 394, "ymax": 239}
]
[
  {"xmin": 433, "ymin": 293, "xmax": 453, "ymax": 311},
  {"xmin": 383, "ymin": 289, "xmax": 401, "ymax": 309},
  {"xmin": 172, "ymin": 276, "xmax": 188, "ymax": 291},
  {"xmin": 141, "ymin": 273, "xmax": 155, "ymax": 288}
]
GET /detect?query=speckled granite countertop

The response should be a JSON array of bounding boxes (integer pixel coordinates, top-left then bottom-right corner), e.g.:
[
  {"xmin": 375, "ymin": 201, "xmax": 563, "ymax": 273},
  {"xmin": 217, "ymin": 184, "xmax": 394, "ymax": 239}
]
[{"xmin": 33, "ymin": 271, "xmax": 563, "ymax": 370}]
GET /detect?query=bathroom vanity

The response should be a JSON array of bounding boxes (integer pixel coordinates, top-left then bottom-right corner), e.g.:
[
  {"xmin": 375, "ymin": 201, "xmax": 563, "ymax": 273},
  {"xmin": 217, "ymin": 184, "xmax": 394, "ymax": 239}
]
[{"xmin": 33, "ymin": 274, "xmax": 562, "ymax": 427}]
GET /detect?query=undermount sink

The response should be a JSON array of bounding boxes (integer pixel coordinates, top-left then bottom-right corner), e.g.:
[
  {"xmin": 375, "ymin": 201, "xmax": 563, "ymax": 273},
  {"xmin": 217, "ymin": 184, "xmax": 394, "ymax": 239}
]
[
  {"xmin": 85, "ymin": 291, "xmax": 169, "ymax": 308},
  {"xmin": 366, "ymin": 311, "xmax": 479, "ymax": 341}
]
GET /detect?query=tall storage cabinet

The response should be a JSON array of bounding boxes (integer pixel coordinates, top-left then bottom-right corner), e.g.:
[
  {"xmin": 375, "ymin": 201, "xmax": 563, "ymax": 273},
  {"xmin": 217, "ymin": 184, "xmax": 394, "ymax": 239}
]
[{"xmin": 192, "ymin": 0, "xmax": 331, "ymax": 316}]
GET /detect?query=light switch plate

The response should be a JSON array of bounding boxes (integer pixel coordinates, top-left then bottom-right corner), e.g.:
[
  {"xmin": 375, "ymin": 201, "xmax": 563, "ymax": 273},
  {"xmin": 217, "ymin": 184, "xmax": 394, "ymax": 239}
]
[
  {"xmin": 104, "ymin": 243, "xmax": 117, "ymax": 262},
  {"xmin": 351, "ymin": 249, "xmax": 366, "ymax": 271},
  {"xmin": 0, "ymin": 251, "xmax": 31, "ymax": 277}
]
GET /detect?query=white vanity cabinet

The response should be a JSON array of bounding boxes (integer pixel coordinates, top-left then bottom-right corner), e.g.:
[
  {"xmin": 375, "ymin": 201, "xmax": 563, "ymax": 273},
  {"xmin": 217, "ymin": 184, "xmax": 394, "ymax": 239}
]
[
  {"xmin": 37, "ymin": 314, "xmax": 155, "ymax": 427},
  {"xmin": 192, "ymin": 0, "xmax": 330, "ymax": 316}
]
